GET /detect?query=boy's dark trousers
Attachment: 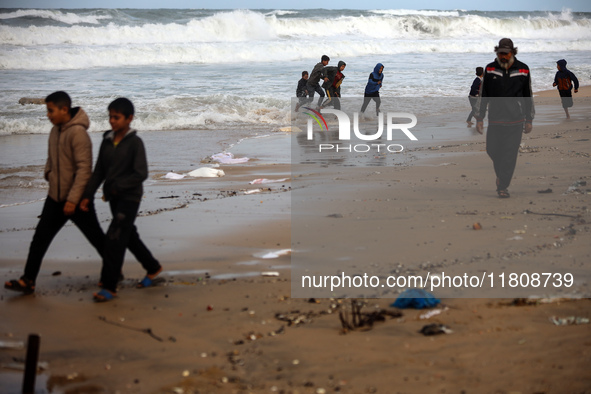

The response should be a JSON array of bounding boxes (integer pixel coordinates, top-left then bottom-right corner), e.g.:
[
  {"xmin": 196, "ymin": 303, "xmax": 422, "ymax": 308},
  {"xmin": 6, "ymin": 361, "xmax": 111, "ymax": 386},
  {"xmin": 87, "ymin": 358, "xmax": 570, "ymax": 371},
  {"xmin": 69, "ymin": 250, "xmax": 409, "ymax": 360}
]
[
  {"xmin": 101, "ymin": 198, "xmax": 161, "ymax": 292},
  {"xmin": 24, "ymin": 197, "xmax": 105, "ymax": 282},
  {"xmin": 361, "ymin": 92, "xmax": 381, "ymax": 115},
  {"xmin": 306, "ymin": 83, "xmax": 325, "ymax": 107},
  {"xmin": 486, "ymin": 123, "xmax": 523, "ymax": 191},
  {"xmin": 466, "ymin": 96, "xmax": 478, "ymax": 122}
]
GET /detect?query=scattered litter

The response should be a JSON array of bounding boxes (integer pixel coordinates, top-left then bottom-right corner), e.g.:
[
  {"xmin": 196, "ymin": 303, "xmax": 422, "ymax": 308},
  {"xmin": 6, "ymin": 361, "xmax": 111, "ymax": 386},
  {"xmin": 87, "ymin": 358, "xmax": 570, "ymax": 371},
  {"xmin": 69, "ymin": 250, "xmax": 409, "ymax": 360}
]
[
  {"xmin": 550, "ymin": 316, "xmax": 590, "ymax": 326},
  {"xmin": 254, "ymin": 249, "xmax": 291, "ymax": 259},
  {"xmin": 211, "ymin": 152, "xmax": 249, "ymax": 164},
  {"xmin": 261, "ymin": 271, "xmax": 280, "ymax": 277},
  {"xmin": 0, "ymin": 340, "xmax": 24, "ymax": 350},
  {"xmin": 163, "ymin": 172, "xmax": 185, "ymax": 180},
  {"xmin": 419, "ymin": 323, "xmax": 453, "ymax": 336},
  {"xmin": 513, "ymin": 229, "xmax": 526, "ymax": 234},
  {"xmin": 472, "ymin": 222, "xmax": 482, "ymax": 230},
  {"xmin": 243, "ymin": 189, "xmax": 262, "ymax": 195},
  {"xmin": 420, "ymin": 307, "xmax": 448, "ymax": 320},
  {"xmin": 187, "ymin": 167, "xmax": 225, "ymax": 178},
  {"xmin": 98, "ymin": 316, "xmax": 163, "ymax": 342},
  {"xmin": 327, "ymin": 213, "xmax": 343, "ymax": 218},
  {"xmin": 391, "ymin": 289, "xmax": 440, "ymax": 309},
  {"xmin": 537, "ymin": 188, "xmax": 553, "ymax": 194},
  {"xmin": 523, "ymin": 209, "xmax": 580, "ymax": 219},
  {"xmin": 249, "ymin": 178, "xmax": 289, "ymax": 185},
  {"xmin": 506, "ymin": 236, "xmax": 523, "ymax": 241},
  {"xmin": 519, "ymin": 144, "xmax": 539, "ymax": 153},
  {"xmin": 565, "ymin": 180, "xmax": 587, "ymax": 195}
]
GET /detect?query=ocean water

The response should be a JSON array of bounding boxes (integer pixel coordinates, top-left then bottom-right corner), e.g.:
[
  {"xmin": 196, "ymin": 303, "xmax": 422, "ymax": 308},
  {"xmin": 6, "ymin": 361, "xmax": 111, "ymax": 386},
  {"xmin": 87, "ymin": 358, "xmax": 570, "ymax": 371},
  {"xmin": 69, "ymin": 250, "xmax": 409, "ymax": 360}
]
[{"xmin": 1, "ymin": 7, "xmax": 590, "ymax": 135}]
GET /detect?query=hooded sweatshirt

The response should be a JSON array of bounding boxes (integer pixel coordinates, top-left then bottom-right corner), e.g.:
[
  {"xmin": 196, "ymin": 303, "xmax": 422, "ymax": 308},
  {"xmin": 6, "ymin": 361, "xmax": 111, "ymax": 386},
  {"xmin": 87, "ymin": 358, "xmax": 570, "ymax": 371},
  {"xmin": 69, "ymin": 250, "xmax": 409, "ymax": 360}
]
[
  {"xmin": 365, "ymin": 63, "xmax": 384, "ymax": 94},
  {"xmin": 45, "ymin": 107, "xmax": 93, "ymax": 205},
  {"xmin": 554, "ymin": 59, "xmax": 579, "ymax": 92},
  {"xmin": 322, "ymin": 61, "xmax": 346, "ymax": 90},
  {"xmin": 84, "ymin": 129, "xmax": 148, "ymax": 203}
]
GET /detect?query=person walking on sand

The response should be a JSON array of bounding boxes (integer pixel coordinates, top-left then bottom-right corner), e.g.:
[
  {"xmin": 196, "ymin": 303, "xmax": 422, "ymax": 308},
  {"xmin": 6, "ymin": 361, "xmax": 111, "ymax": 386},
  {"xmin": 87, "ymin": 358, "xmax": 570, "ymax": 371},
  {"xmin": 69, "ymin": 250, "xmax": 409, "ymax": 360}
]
[
  {"xmin": 466, "ymin": 66, "xmax": 483, "ymax": 127},
  {"xmin": 4, "ymin": 91, "xmax": 105, "ymax": 295},
  {"xmin": 553, "ymin": 59, "xmax": 579, "ymax": 119},
  {"xmin": 307, "ymin": 55, "xmax": 330, "ymax": 110},
  {"xmin": 360, "ymin": 63, "xmax": 384, "ymax": 118},
  {"xmin": 476, "ymin": 38, "xmax": 535, "ymax": 199},
  {"xmin": 80, "ymin": 98, "xmax": 162, "ymax": 302}
]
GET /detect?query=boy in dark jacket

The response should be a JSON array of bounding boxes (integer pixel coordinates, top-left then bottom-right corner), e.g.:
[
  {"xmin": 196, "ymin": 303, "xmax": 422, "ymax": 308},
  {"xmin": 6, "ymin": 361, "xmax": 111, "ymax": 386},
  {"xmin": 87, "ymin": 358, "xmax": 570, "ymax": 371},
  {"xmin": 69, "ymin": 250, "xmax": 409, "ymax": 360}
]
[
  {"xmin": 466, "ymin": 66, "xmax": 483, "ymax": 126},
  {"xmin": 307, "ymin": 55, "xmax": 330, "ymax": 109},
  {"xmin": 81, "ymin": 98, "xmax": 162, "ymax": 302},
  {"xmin": 553, "ymin": 59, "xmax": 579, "ymax": 119},
  {"xmin": 295, "ymin": 70, "xmax": 311, "ymax": 112},
  {"xmin": 4, "ymin": 91, "xmax": 105, "ymax": 295},
  {"xmin": 321, "ymin": 60, "xmax": 346, "ymax": 110}
]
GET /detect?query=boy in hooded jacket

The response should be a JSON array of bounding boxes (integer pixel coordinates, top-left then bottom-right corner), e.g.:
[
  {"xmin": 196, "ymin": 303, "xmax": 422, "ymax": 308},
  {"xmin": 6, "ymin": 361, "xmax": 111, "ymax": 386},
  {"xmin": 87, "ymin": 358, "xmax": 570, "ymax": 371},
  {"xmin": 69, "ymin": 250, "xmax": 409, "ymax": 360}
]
[
  {"xmin": 81, "ymin": 98, "xmax": 162, "ymax": 302},
  {"xmin": 360, "ymin": 63, "xmax": 384, "ymax": 117},
  {"xmin": 321, "ymin": 60, "xmax": 346, "ymax": 110},
  {"xmin": 553, "ymin": 59, "xmax": 579, "ymax": 119},
  {"xmin": 4, "ymin": 91, "xmax": 105, "ymax": 295}
]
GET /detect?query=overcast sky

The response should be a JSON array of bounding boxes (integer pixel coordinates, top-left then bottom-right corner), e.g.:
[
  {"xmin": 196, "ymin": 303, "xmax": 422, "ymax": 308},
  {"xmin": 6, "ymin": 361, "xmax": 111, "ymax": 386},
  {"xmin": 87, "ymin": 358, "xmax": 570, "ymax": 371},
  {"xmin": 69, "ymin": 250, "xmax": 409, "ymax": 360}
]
[{"xmin": 1, "ymin": 0, "xmax": 590, "ymax": 11}]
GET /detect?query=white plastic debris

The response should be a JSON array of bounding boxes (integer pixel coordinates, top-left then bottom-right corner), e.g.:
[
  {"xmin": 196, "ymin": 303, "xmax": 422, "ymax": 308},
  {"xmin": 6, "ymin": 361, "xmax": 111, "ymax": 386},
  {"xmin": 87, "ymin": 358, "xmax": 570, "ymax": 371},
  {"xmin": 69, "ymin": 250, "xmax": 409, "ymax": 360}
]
[{"xmin": 187, "ymin": 167, "xmax": 225, "ymax": 178}]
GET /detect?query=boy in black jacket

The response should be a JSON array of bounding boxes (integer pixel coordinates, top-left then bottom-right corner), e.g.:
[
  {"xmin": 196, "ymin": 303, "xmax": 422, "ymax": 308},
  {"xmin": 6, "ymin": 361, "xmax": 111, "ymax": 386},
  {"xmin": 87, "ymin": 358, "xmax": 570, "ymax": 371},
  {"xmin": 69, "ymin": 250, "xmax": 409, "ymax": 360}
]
[
  {"xmin": 81, "ymin": 98, "xmax": 162, "ymax": 302},
  {"xmin": 295, "ymin": 70, "xmax": 311, "ymax": 112},
  {"xmin": 553, "ymin": 59, "xmax": 579, "ymax": 119}
]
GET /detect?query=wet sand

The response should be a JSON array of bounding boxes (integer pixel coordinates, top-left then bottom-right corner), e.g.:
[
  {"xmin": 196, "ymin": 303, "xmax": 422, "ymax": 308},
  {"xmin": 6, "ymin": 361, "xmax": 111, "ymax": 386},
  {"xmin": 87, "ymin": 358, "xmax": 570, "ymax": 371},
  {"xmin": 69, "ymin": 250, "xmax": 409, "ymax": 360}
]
[{"xmin": 0, "ymin": 87, "xmax": 590, "ymax": 393}]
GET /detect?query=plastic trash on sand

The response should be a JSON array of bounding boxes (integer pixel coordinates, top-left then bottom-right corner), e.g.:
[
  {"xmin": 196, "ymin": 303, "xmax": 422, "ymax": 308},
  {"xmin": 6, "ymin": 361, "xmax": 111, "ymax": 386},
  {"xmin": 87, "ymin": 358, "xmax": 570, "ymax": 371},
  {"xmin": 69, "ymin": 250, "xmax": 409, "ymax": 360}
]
[
  {"xmin": 187, "ymin": 167, "xmax": 225, "ymax": 178},
  {"xmin": 419, "ymin": 323, "xmax": 453, "ymax": 336},
  {"xmin": 211, "ymin": 152, "xmax": 249, "ymax": 164},
  {"xmin": 163, "ymin": 172, "xmax": 186, "ymax": 180},
  {"xmin": 550, "ymin": 316, "xmax": 590, "ymax": 326},
  {"xmin": 391, "ymin": 288, "xmax": 440, "ymax": 309},
  {"xmin": 254, "ymin": 249, "xmax": 291, "ymax": 259},
  {"xmin": 249, "ymin": 178, "xmax": 290, "ymax": 185},
  {"xmin": 261, "ymin": 271, "xmax": 280, "ymax": 277}
]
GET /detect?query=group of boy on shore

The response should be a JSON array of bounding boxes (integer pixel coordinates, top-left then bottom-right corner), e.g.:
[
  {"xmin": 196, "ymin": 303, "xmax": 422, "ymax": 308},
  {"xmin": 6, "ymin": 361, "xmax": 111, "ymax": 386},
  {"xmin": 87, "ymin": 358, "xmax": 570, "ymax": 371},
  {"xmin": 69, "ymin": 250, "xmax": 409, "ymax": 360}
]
[
  {"xmin": 4, "ymin": 92, "xmax": 162, "ymax": 302},
  {"xmin": 295, "ymin": 55, "xmax": 384, "ymax": 116}
]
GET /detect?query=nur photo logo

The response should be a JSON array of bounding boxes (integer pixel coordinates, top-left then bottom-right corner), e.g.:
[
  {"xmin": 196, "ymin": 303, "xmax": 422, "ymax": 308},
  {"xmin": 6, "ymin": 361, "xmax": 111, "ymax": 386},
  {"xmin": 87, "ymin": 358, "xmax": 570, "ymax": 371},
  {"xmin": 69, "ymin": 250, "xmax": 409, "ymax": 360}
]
[{"xmin": 304, "ymin": 108, "xmax": 419, "ymax": 153}]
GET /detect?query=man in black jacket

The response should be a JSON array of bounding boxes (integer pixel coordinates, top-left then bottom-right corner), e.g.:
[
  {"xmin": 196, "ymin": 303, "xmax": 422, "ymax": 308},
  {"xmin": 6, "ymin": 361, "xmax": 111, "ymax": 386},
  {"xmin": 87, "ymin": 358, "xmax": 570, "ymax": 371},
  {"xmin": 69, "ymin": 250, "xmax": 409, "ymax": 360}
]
[{"xmin": 476, "ymin": 38, "xmax": 535, "ymax": 198}]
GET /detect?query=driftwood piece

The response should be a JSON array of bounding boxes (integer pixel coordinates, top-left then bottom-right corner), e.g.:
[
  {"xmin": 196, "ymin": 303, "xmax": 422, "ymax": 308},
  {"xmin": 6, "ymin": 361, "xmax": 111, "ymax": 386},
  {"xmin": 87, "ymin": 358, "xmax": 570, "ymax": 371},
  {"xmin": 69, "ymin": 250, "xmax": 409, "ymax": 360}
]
[
  {"xmin": 339, "ymin": 299, "xmax": 402, "ymax": 333},
  {"xmin": 19, "ymin": 98, "xmax": 45, "ymax": 105}
]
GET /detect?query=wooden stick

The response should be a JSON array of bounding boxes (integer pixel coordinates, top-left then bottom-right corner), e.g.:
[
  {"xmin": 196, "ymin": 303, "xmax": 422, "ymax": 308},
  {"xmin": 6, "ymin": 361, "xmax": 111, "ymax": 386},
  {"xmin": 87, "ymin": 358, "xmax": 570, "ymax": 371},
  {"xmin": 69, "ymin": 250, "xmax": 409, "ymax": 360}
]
[{"xmin": 22, "ymin": 334, "xmax": 40, "ymax": 394}]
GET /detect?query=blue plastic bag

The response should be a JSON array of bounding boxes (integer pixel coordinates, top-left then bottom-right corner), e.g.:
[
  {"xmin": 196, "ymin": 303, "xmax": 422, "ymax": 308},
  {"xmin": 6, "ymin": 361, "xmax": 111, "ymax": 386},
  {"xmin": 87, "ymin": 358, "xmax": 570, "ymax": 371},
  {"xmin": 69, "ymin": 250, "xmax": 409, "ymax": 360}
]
[{"xmin": 390, "ymin": 288, "xmax": 440, "ymax": 309}]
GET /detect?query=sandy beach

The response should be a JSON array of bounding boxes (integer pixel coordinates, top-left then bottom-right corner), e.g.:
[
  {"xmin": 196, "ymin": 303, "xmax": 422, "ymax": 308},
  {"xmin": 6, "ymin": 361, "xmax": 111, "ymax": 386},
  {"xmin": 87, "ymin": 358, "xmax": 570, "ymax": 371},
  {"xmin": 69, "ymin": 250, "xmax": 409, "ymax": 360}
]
[{"xmin": 1, "ymin": 87, "xmax": 590, "ymax": 393}]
